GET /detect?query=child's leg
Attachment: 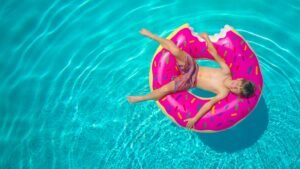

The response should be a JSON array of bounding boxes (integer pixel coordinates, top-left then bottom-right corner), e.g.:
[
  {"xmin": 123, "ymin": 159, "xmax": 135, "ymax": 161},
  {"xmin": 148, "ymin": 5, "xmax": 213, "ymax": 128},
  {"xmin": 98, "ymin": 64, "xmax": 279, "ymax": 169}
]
[
  {"xmin": 128, "ymin": 81, "xmax": 175, "ymax": 103},
  {"xmin": 140, "ymin": 29, "xmax": 186, "ymax": 64}
]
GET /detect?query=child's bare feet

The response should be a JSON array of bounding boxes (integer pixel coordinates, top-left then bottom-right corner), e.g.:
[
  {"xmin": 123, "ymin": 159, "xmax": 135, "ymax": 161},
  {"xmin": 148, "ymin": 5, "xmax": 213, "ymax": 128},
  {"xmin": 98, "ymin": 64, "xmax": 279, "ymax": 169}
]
[
  {"xmin": 127, "ymin": 96, "xmax": 143, "ymax": 103},
  {"xmin": 139, "ymin": 28, "xmax": 155, "ymax": 39}
]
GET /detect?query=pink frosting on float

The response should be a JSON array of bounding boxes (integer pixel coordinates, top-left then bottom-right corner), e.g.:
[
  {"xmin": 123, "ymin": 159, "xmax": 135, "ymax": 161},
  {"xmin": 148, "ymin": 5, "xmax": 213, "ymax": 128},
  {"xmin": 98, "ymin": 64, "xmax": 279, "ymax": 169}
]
[{"xmin": 149, "ymin": 24, "xmax": 263, "ymax": 132}]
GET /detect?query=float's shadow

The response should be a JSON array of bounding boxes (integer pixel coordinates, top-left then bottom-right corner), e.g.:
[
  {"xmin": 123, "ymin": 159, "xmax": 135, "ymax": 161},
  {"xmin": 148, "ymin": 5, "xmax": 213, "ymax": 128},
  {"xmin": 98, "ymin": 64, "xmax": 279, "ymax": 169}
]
[{"xmin": 197, "ymin": 97, "xmax": 268, "ymax": 153}]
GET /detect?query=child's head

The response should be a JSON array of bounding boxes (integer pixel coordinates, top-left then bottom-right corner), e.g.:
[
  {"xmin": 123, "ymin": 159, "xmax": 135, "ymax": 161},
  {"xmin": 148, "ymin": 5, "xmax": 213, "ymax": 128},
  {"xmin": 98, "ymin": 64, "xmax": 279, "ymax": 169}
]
[{"xmin": 229, "ymin": 78, "xmax": 256, "ymax": 98}]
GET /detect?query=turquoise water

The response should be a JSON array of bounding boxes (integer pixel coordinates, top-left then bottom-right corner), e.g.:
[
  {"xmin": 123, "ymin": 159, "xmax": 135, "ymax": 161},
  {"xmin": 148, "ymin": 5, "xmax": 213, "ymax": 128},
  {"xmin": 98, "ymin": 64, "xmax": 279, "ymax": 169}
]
[{"xmin": 1, "ymin": 0, "xmax": 300, "ymax": 168}]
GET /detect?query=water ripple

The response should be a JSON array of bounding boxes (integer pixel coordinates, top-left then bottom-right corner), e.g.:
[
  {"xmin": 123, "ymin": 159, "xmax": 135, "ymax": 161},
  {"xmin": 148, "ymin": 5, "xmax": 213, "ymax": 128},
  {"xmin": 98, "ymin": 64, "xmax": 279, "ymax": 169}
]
[{"xmin": 1, "ymin": 0, "xmax": 300, "ymax": 168}]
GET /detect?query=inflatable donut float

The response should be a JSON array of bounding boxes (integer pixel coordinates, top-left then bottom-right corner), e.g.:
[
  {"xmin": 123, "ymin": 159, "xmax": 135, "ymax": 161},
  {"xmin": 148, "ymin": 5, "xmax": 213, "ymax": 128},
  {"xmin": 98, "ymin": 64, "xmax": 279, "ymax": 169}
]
[{"xmin": 149, "ymin": 24, "xmax": 263, "ymax": 132}]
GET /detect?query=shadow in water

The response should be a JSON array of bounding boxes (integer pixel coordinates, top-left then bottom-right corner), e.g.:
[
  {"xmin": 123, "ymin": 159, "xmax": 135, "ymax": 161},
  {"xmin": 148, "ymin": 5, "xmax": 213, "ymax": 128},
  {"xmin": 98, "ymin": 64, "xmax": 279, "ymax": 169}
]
[{"xmin": 197, "ymin": 97, "xmax": 269, "ymax": 153}]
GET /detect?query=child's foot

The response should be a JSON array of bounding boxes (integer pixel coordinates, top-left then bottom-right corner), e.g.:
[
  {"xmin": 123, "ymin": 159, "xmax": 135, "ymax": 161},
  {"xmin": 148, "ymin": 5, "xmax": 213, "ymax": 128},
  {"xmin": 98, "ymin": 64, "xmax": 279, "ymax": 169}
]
[
  {"xmin": 139, "ymin": 28, "xmax": 155, "ymax": 38},
  {"xmin": 127, "ymin": 96, "xmax": 143, "ymax": 103}
]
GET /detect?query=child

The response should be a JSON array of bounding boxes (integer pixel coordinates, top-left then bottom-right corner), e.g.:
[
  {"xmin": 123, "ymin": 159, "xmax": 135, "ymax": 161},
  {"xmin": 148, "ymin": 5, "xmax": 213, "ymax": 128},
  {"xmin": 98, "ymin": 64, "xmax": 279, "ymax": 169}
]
[{"xmin": 128, "ymin": 29, "xmax": 255, "ymax": 129}]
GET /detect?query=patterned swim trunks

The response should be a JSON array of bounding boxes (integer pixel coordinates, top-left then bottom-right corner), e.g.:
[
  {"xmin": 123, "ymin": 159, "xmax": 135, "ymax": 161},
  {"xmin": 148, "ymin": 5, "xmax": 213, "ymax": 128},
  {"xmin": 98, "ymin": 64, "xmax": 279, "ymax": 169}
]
[{"xmin": 174, "ymin": 54, "xmax": 199, "ymax": 92}]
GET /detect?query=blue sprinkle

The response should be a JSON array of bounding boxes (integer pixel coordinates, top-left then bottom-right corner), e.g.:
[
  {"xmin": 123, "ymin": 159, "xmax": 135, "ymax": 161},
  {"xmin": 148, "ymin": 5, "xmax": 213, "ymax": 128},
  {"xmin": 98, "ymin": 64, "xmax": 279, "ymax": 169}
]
[
  {"xmin": 217, "ymin": 113, "xmax": 223, "ymax": 116},
  {"xmin": 197, "ymin": 104, "xmax": 202, "ymax": 111},
  {"xmin": 225, "ymin": 105, "xmax": 229, "ymax": 110},
  {"xmin": 175, "ymin": 94, "xmax": 182, "ymax": 100},
  {"xmin": 227, "ymin": 119, "xmax": 234, "ymax": 122},
  {"xmin": 217, "ymin": 123, "xmax": 222, "ymax": 127},
  {"xmin": 247, "ymin": 66, "xmax": 253, "ymax": 74},
  {"xmin": 186, "ymin": 112, "xmax": 191, "ymax": 118},
  {"xmin": 210, "ymin": 116, "xmax": 214, "ymax": 122},
  {"xmin": 201, "ymin": 47, "xmax": 206, "ymax": 54},
  {"xmin": 167, "ymin": 105, "xmax": 171, "ymax": 112}
]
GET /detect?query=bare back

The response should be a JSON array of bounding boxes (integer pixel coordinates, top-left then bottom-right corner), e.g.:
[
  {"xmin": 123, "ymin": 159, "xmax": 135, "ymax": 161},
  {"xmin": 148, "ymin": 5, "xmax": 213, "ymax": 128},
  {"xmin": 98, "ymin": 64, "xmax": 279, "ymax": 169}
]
[{"xmin": 196, "ymin": 66, "xmax": 231, "ymax": 94}]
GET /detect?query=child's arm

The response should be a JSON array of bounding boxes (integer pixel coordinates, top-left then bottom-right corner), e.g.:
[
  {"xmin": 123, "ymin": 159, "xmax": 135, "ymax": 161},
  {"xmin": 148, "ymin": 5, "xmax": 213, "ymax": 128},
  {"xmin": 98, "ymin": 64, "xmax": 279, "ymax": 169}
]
[
  {"xmin": 184, "ymin": 92, "xmax": 227, "ymax": 129},
  {"xmin": 199, "ymin": 33, "xmax": 230, "ymax": 73}
]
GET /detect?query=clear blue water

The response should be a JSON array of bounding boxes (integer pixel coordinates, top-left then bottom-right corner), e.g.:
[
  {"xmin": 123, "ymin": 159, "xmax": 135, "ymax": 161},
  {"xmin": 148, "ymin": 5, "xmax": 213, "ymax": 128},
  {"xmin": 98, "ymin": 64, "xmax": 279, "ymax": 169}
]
[{"xmin": 0, "ymin": 0, "xmax": 300, "ymax": 168}]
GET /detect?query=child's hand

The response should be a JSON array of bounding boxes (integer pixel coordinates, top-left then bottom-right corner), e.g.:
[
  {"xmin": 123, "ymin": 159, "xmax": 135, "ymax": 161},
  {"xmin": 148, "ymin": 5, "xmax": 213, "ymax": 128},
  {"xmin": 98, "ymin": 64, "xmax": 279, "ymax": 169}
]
[{"xmin": 184, "ymin": 118, "xmax": 197, "ymax": 129}]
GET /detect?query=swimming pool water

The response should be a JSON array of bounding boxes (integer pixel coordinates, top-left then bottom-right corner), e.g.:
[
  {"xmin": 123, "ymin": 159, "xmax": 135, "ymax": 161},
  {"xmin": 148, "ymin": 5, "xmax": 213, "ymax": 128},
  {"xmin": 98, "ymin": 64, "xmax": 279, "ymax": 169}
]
[{"xmin": 0, "ymin": 0, "xmax": 299, "ymax": 168}]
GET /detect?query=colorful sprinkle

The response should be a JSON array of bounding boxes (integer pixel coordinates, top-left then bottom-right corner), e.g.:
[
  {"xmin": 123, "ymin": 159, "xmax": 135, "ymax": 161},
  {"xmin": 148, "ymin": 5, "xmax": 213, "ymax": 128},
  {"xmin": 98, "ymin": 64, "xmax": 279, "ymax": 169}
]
[
  {"xmin": 175, "ymin": 94, "xmax": 182, "ymax": 101},
  {"xmin": 174, "ymin": 106, "xmax": 178, "ymax": 112},
  {"xmin": 211, "ymin": 105, "xmax": 215, "ymax": 115},
  {"xmin": 235, "ymin": 104, "xmax": 239, "ymax": 111},
  {"xmin": 184, "ymin": 40, "xmax": 187, "ymax": 47},
  {"xmin": 227, "ymin": 119, "xmax": 234, "ymax": 122},
  {"xmin": 225, "ymin": 105, "xmax": 229, "ymax": 110},
  {"xmin": 201, "ymin": 47, "xmax": 206, "ymax": 54},
  {"xmin": 154, "ymin": 61, "xmax": 157, "ymax": 67},
  {"xmin": 189, "ymin": 40, "xmax": 195, "ymax": 43},
  {"xmin": 240, "ymin": 40, "xmax": 245, "ymax": 45},
  {"xmin": 186, "ymin": 112, "xmax": 191, "ymax": 118},
  {"xmin": 244, "ymin": 45, "xmax": 247, "ymax": 51},
  {"xmin": 217, "ymin": 113, "xmax": 223, "ymax": 116},
  {"xmin": 250, "ymin": 54, "xmax": 254, "ymax": 58},
  {"xmin": 210, "ymin": 116, "xmax": 214, "ymax": 122},
  {"xmin": 167, "ymin": 105, "xmax": 171, "ymax": 112},
  {"xmin": 165, "ymin": 56, "xmax": 169, "ymax": 64},
  {"xmin": 217, "ymin": 123, "xmax": 222, "ymax": 127},
  {"xmin": 191, "ymin": 98, "xmax": 196, "ymax": 104},
  {"xmin": 247, "ymin": 66, "xmax": 252, "ymax": 74},
  {"xmin": 203, "ymin": 122, "xmax": 207, "ymax": 129},
  {"xmin": 178, "ymin": 112, "xmax": 182, "ymax": 119},
  {"xmin": 162, "ymin": 97, "xmax": 167, "ymax": 101},
  {"xmin": 197, "ymin": 104, "xmax": 202, "ymax": 111},
  {"xmin": 231, "ymin": 113, "xmax": 237, "ymax": 117},
  {"xmin": 185, "ymin": 95, "xmax": 188, "ymax": 100},
  {"xmin": 255, "ymin": 66, "xmax": 258, "ymax": 75},
  {"xmin": 229, "ymin": 63, "xmax": 232, "ymax": 68}
]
